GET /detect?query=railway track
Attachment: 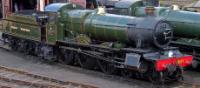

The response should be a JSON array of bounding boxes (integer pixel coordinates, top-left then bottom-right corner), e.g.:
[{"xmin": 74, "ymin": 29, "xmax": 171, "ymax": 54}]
[
  {"xmin": 0, "ymin": 65, "xmax": 97, "ymax": 88},
  {"xmin": 57, "ymin": 63, "xmax": 200, "ymax": 88},
  {"xmin": 0, "ymin": 45, "xmax": 200, "ymax": 88},
  {"xmin": 179, "ymin": 81, "xmax": 200, "ymax": 88}
]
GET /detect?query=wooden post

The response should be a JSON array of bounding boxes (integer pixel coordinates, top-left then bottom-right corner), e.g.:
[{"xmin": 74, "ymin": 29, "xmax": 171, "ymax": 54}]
[
  {"xmin": 2, "ymin": 0, "xmax": 10, "ymax": 18},
  {"xmin": 36, "ymin": 0, "xmax": 40, "ymax": 11},
  {"xmin": 45, "ymin": 0, "xmax": 49, "ymax": 5},
  {"xmin": 40, "ymin": 0, "xmax": 45, "ymax": 11}
]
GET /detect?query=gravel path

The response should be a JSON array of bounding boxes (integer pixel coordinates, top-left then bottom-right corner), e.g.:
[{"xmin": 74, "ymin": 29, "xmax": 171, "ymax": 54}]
[
  {"xmin": 0, "ymin": 48, "xmax": 199, "ymax": 88},
  {"xmin": 0, "ymin": 49, "xmax": 146, "ymax": 88}
]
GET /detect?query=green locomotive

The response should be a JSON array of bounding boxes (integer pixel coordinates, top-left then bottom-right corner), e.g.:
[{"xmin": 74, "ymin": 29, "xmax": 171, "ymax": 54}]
[
  {"xmin": 108, "ymin": 0, "xmax": 200, "ymax": 69},
  {"xmin": 1, "ymin": 3, "xmax": 193, "ymax": 83}
]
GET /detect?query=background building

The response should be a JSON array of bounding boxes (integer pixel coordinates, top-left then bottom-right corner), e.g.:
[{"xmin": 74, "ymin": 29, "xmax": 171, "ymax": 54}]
[
  {"xmin": 1, "ymin": 0, "xmax": 96, "ymax": 18},
  {"xmin": 159, "ymin": 0, "xmax": 195, "ymax": 7},
  {"xmin": 2, "ymin": 0, "xmax": 47, "ymax": 18},
  {"xmin": 0, "ymin": 0, "xmax": 2, "ymax": 19},
  {"xmin": 184, "ymin": 0, "xmax": 200, "ymax": 12},
  {"xmin": 1, "ymin": 0, "xmax": 197, "ymax": 19}
]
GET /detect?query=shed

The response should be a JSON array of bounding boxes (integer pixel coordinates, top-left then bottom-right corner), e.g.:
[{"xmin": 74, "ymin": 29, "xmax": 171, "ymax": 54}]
[
  {"xmin": 184, "ymin": 0, "xmax": 200, "ymax": 12},
  {"xmin": 114, "ymin": 0, "xmax": 152, "ymax": 9}
]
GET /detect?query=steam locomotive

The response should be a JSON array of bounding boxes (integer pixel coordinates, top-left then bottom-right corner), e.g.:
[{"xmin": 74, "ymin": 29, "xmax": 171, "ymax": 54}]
[
  {"xmin": 108, "ymin": 0, "xmax": 200, "ymax": 69},
  {"xmin": 1, "ymin": 3, "xmax": 192, "ymax": 83}
]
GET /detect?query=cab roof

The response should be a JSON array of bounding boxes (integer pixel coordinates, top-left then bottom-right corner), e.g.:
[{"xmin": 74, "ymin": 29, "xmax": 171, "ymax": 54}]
[
  {"xmin": 45, "ymin": 3, "xmax": 69, "ymax": 12},
  {"xmin": 45, "ymin": 3, "xmax": 83, "ymax": 12}
]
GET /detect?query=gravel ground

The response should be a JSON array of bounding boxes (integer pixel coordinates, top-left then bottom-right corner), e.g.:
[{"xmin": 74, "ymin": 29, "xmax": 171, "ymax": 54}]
[
  {"xmin": 0, "ymin": 49, "xmax": 147, "ymax": 88},
  {"xmin": 0, "ymin": 48, "xmax": 199, "ymax": 88}
]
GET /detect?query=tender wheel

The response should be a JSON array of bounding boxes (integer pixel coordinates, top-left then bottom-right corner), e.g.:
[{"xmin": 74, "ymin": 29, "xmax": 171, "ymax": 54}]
[
  {"xmin": 63, "ymin": 50, "xmax": 74, "ymax": 65},
  {"xmin": 35, "ymin": 45, "xmax": 56, "ymax": 62},
  {"xmin": 97, "ymin": 59, "xmax": 116, "ymax": 74},
  {"xmin": 17, "ymin": 40, "xmax": 28, "ymax": 53},
  {"xmin": 26, "ymin": 42, "xmax": 37, "ymax": 55},
  {"xmin": 77, "ymin": 54, "xmax": 95, "ymax": 69},
  {"xmin": 34, "ymin": 44, "xmax": 43, "ymax": 57},
  {"xmin": 9, "ymin": 38, "xmax": 18, "ymax": 51}
]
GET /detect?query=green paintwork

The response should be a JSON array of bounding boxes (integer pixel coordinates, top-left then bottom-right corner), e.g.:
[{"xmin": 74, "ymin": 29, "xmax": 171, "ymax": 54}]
[
  {"xmin": 113, "ymin": 0, "xmax": 200, "ymax": 46},
  {"xmin": 3, "ymin": 14, "xmax": 41, "ymax": 41},
  {"xmin": 46, "ymin": 13, "xmax": 58, "ymax": 44},
  {"xmin": 46, "ymin": 3, "xmax": 136, "ymax": 43},
  {"xmin": 133, "ymin": 7, "xmax": 169, "ymax": 17},
  {"xmin": 2, "ymin": 3, "xmax": 84, "ymax": 45},
  {"xmin": 3, "ymin": 3, "xmax": 161, "ymax": 47},
  {"xmin": 114, "ymin": 0, "xmax": 152, "ymax": 16},
  {"xmin": 174, "ymin": 38, "xmax": 200, "ymax": 47},
  {"xmin": 64, "ymin": 9, "xmax": 131, "ymax": 43},
  {"xmin": 2, "ymin": 12, "xmax": 58, "ymax": 45},
  {"xmin": 133, "ymin": 7, "xmax": 200, "ymax": 39},
  {"xmin": 48, "ymin": 3, "xmax": 84, "ymax": 41},
  {"xmin": 3, "ymin": 3, "xmax": 132, "ymax": 46}
]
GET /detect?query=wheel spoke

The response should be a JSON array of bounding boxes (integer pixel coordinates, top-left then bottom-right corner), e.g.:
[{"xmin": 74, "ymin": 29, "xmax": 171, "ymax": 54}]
[
  {"xmin": 149, "ymin": 68, "xmax": 164, "ymax": 84},
  {"xmin": 97, "ymin": 59, "xmax": 116, "ymax": 74},
  {"xmin": 63, "ymin": 51, "xmax": 74, "ymax": 65},
  {"xmin": 167, "ymin": 67, "xmax": 183, "ymax": 81},
  {"xmin": 77, "ymin": 54, "xmax": 95, "ymax": 69}
]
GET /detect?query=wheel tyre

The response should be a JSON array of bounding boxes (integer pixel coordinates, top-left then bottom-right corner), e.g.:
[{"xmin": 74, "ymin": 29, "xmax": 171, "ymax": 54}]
[
  {"xmin": 168, "ymin": 67, "xmax": 183, "ymax": 81},
  {"xmin": 78, "ymin": 54, "xmax": 95, "ymax": 69},
  {"xmin": 10, "ymin": 39, "xmax": 17, "ymax": 51},
  {"xmin": 97, "ymin": 59, "xmax": 116, "ymax": 75},
  {"xmin": 63, "ymin": 51, "xmax": 74, "ymax": 65},
  {"xmin": 192, "ymin": 60, "xmax": 199, "ymax": 69},
  {"xmin": 149, "ymin": 68, "xmax": 164, "ymax": 84}
]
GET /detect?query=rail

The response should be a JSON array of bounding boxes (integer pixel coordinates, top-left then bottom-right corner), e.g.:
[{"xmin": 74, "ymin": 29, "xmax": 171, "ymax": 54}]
[{"xmin": 0, "ymin": 65, "xmax": 97, "ymax": 88}]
